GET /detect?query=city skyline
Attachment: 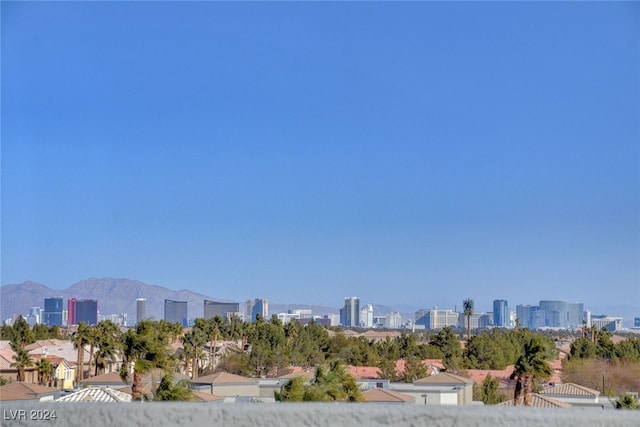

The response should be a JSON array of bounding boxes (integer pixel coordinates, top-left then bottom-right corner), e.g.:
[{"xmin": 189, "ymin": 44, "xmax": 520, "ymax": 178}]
[{"xmin": 2, "ymin": 3, "xmax": 638, "ymax": 310}]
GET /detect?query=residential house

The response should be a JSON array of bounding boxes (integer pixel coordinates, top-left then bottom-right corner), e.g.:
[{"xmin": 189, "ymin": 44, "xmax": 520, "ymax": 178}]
[
  {"xmin": 362, "ymin": 388, "xmax": 415, "ymax": 404},
  {"xmin": 56, "ymin": 387, "xmax": 132, "ymax": 403},
  {"xmin": 497, "ymin": 393, "xmax": 572, "ymax": 408},
  {"xmin": 539, "ymin": 383, "xmax": 611, "ymax": 408},
  {"xmin": 79, "ymin": 372, "xmax": 129, "ymax": 389},
  {"xmin": 0, "ymin": 349, "xmax": 38, "ymax": 384},
  {"xmin": 189, "ymin": 372, "xmax": 259, "ymax": 402},
  {"xmin": 0, "ymin": 382, "xmax": 58, "ymax": 402},
  {"xmin": 391, "ymin": 372, "xmax": 474, "ymax": 405}
]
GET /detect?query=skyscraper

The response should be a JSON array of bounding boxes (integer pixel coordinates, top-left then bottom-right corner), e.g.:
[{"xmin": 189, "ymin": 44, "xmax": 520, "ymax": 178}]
[
  {"xmin": 43, "ymin": 297, "xmax": 63, "ymax": 326},
  {"xmin": 340, "ymin": 297, "xmax": 360, "ymax": 327},
  {"xmin": 539, "ymin": 300, "xmax": 568, "ymax": 328},
  {"xmin": 76, "ymin": 299, "xmax": 98, "ymax": 325},
  {"xmin": 68, "ymin": 298, "xmax": 77, "ymax": 326},
  {"xmin": 136, "ymin": 298, "xmax": 146, "ymax": 323},
  {"xmin": 204, "ymin": 300, "xmax": 240, "ymax": 320},
  {"xmin": 493, "ymin": 300, "xmax": 510, "ymax": 328},
  {"xmin": 245, "ymin": 298, "xmax": 269, "ymax": 322},
  {"xmin": 164, "ymin": 299, "xmax": 188, "ymax": 327}
]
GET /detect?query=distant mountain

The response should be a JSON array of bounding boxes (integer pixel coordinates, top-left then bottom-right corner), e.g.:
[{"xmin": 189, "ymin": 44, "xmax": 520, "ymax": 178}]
[
  {"xmin": 1, "ymin": 278, "xmax": 414, "ymax": 326},
  {"xmin": 0, "ymin": 278, "xmax": 234, "ymax": 324}
]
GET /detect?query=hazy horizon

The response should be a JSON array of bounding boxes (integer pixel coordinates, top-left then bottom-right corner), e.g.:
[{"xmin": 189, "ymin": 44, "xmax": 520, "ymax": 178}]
[{"xmin": 2, "ymin": 3, "xmax": 638, "ymax": 314}]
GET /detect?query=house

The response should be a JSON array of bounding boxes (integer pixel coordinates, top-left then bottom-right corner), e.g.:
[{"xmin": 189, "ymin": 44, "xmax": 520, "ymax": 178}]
[
  {"xmin": 56, "ymin": 387, "xmax": 132, "ymax": 403},
  {"xmin": 49, "ymin": 356, "xmax": 76, "ymax": 390},
  {"xmin": 497, "ymin": 393, "xmax": 572, "ymax": 408},
  {"xmin": 189, "ymin": 372, "xmax": 259, "ymax": 402},
  {"xmin": 78, "ymin": 372, "xmax": 129, "ymax": 389},
  {"xmin": 0, "ymin": 349, "xmax": 38, "ymax": 384},
  {"xmin": 362, "ymin": 388, "xmax": 415, "ymax": 404},
  {"xmin": 0, "ymin": 382, "xmax": 58, "ymax": 402},
  {"xmin": 391, "ymin": 372, "xmax": 475, "ymax": 405},
  {"xmin": 539, "ymin": 383, "xmax": 611, "ymax": 408}
]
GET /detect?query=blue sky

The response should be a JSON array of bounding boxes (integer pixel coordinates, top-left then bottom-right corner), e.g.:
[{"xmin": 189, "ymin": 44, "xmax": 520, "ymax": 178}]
[{"xmin": 2, "ymin": 1, "xmax": 639, "ymax": 313}]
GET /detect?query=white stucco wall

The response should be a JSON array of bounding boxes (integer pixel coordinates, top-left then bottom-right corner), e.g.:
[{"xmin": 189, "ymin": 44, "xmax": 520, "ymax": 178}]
[{"xmin": 1, "ymin": 402, "xmax": 638, "ymax": 427}]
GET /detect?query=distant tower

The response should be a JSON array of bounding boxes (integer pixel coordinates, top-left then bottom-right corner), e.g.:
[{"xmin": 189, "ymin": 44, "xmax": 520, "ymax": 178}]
[
  {"xmin": 341, "ymin": 297, "xmax": 360, "ymax": 327},
  {"xmin": 164, "ymin": 299, "xmax": 188, "ymax": 327},
  {"xmin": 136, "ymin": 298, "xmax": 147, "ymax": 323},
  {"xmin": 245, "ymin": 298, "xmax": 269, "ymax": 322},
  {"xmin": 43, "ymin": 297, "xmax": 64, "ymax": 326},
  {"xmin": 493, "ymin": 300, "xmax": 509, "ymax": 328},
  {"xmin": 76, "ymin": 299, "xmax": 98, "ymax": 325},
  {"xmin": 68, "ymin": 298, "xmax": 77, "ymax": 326}
]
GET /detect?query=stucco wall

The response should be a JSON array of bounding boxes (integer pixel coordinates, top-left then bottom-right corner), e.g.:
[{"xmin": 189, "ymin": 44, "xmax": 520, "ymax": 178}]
[{"xmin": 1, "ymin": 402, "xmax": 638, "ymax": 427}]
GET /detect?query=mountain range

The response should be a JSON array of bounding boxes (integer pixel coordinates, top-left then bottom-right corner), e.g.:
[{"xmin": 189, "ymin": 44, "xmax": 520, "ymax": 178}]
[{"xmin": 0, "ymin": 277, "xmax": 401, "ymax": 325}]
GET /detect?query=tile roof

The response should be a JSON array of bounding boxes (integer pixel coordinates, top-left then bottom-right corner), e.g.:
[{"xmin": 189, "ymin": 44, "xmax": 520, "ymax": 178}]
[
  {"xmin": 80, "ymin": 372, "xmax": 129, "ymax": 386},
  {"xmin": 0, "ymin": 382, "xmax": 58, "ymax": 401},
  {"xmin": 56, "ymin": 387, "xmax": 132, "ymax": 403},
  {"xmin": 279, "ymin": 370, "xmax": 316, "ymax": 380},
  {"xmin": 0, "ymin": 351, "xmax": 16, "ymax": 370},
  {"xmin": 540, "ymin": 383, "xmax": 600, "ymax": 397},
  {"xmin": 348, "ymin": 366, "xmax": 381, "ymax": 380},
  {"xmin": 191, "ymin": 372, "xmax": 256, "ymax": 384},
  {"xmin": 191, "ymin": 391, "xmax": 225, "ymax": 402},
  {"xmin": 0, "ymin": 389, "xmax": 39, "ymax": 401},
  {"xmin": 497, "ymin": 393, "xmax": 572, "ymax": 408},
  {"xmin": 464, "ymin": 366, "xmax": 515, "ymax": 385},
  {"xmin": 414, "ymin": 372, "xmax": 473, "ymax": 385},
  {"xmin": 362, "ymin": 388, "xmax": 415, "ymax": 403}
]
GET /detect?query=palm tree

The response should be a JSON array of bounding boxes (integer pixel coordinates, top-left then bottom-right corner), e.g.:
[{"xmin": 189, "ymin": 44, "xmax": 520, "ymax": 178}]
[
  {"xmin": 11, "ymin": 348, "xmax": 34, "ymax": 382},
  {"xmin": 154, "ymin": 374, "xmax": 194, "ymax": 401},
  {"xmin": 120, "ymin": 320, "xmax": 173, "ymax": 401},
  {"xmin": 72, "ymin": 322, "xmax": 91, "ymax": 382},
  {"xmin": 36, "ymin": 358, "xmax": 53, "ymax": 386},
  {"xmin": 181, "ymin": 328, "xmax": 206, "ymax": 379},
  {"xmin": 511, "ymin": 335, "xmax": 554, "ymax": 406},
  {"xmin": 93, "ymin": 320, "xmax": 122, "ymax": 376},
  {"xmin": 463, "ymin": 298, "xmax": 474, "ymax": 342}
]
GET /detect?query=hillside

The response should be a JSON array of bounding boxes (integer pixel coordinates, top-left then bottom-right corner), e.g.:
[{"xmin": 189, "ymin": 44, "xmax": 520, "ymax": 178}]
[{"xmin": 0, "ymin": 278, "xmax": 233, "ymax": 324}]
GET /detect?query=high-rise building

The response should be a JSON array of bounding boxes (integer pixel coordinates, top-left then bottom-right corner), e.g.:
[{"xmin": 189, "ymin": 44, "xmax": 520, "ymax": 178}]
[
  {"xmin": 204, "ymin": 300, "xmax": 240, "ymax": 320},
  {"xmin": 567, "ymin": 303, "xmax": 584, "ymax": 328},
  {"xmin": 360, "ymin": 304, "xmax": 374, "ymax": 328},
  {"xmin": 76, "ymin": 299, "xmax": 98, "ymax": 325},
  {"xmin": 493, "ymin": 300, "xmax": 510, "ymax": 328},
  {"xmin": 415, "ymin": 308, "xmax": 459, "ymax": 329},
  {"xmin": 68, "ymin": 298, "xmax": 77, "ymax": 326},
  {"xmin": 245, "ymin": 298, "xmax": 268, "ymax": 322},
  {"xmin": 43, "ymin": 297, "xmax": 64, "ymax": 326},
  {"xmin": 591, "ymin": 315, "xmax": 623, "ymax": 332},
  {"xmin": 136, "ymin": 298, "xmax": 147, "ymax": 323},
  {"xmin": 516, "ymin": 305, "xmax": 536, "ymax": 329},
  {"xmin": 340, "ymin": 297, "xmax": 360, "ymax": 327},
  {"xmin": 164, "ymin": 299, "xmax": 188, "ymax": 327},
  {"xmin": 539, "ymin": 300, "xmax": 568, "ymax": 328},
  {"xmin": 634, "ymin": 317, "xmax": 640, "ymax": 328}
]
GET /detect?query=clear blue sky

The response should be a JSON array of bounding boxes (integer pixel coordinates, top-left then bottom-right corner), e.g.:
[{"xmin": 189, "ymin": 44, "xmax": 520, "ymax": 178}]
[{"xmin": 2, "ymin": 1, "xmax": 639, "ymax": 313}]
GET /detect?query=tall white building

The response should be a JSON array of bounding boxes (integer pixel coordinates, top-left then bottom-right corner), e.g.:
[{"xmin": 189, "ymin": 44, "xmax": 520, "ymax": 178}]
[{"xmin": 360, "ymin": 304, "xmax": 374, "ymax": 328}]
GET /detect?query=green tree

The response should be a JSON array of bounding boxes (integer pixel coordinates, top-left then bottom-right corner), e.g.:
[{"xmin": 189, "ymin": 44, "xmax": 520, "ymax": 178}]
[
  {"xmin": 402, "ymin": 354, "xmax": 428, "ymax": 383},
  {"xmin": 36, "ymin": 358, "xmax": 53, "ymax": 386},
  {"xmin": 431, "ymin": 327, "xmax": 462, "ymax": 371},
  {"xmin": 463, "ymin": 298, "xmax": 474, "ymax": 342},
  {"xmin": 511, "ymin": 334, "xmax": 554, "ymax": 406},
  {"xmin": 154, "ymin": 374, "xmax": 194, "ymax": 401},
  {"xmin": 182, "ymin": 328, "xmax": 207, "ymax": 379},
  {"xmin": 120, "ymin": 320, "xmax": 174, "ymax": 401},
  {"xmin": 477, "ymin": 374, "xmax": 504, "ymax": 405},
  {"xmin": 11, "ymin": 348, "xmax": 34, "ymax": 382},
  {"xmin": 274, "ymin": 375, "xmax": 306, "ymax": 402},
  {"xmin": 93, "ymin": 320, "xmax": 122, "ymax": 376},
  {"xmin": 11, "ymin": 316, "xmax": 34, "ymax": 349},
  {"xmin": 615, "ymin": 394, "xmax": 640, "ymax": 410},
  {"xmin": 72, "ymin": 322, "xmax": 91, "ymax": 382}
]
